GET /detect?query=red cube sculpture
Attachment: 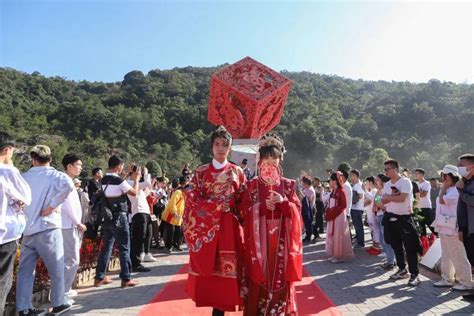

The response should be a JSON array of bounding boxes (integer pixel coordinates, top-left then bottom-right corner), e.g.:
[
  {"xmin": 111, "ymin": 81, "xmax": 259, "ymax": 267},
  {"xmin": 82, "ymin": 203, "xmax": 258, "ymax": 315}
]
[{"xmin": 208, "ymin": 56, "xmax": 292, "ymax": 139}]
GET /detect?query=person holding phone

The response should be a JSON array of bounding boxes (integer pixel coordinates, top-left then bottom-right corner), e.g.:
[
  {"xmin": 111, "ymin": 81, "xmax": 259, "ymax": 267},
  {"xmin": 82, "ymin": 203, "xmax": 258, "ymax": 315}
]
[
  {"xmin": 432, "ymin": 165, "xmax": 473, "ymax": 291},
  {"xmin": 128, "ymin": 166, "xmax": 155, "ymax": 272},
  {"xmin": 382, "ymin": 159, "xmax": 422, "ymax": 287},
  {"xmin": 94, "ymin": 155, "xmax": 141, "ymax": 289}
]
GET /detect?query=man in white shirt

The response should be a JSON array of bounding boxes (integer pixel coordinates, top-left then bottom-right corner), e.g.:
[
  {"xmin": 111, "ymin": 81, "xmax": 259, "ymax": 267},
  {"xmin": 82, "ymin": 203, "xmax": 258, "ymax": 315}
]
[
  {"xmin": 17, "ymin": 145, "xmax": 74, "ymax": 315},
  {"xmin": 128, "ymin": 167, "xmax": 155, "ymax": 272},
  {"xmin": 382, "ymin": 159, "xmax": 422, "ymax": 287},
  {"xmin": 350, "ymin": 169, "xmax": 365, "ymax": 248},
  {"xmin": 60, "ymin": 154, "xmax": 87, "ymax": 304},
  {"xmin": 415, "ymin": 168, "xmax": 434, "ymax": 236},
  {"xmin": 0, "ymin": 135, "xmax": 31, "ymax": 315}
]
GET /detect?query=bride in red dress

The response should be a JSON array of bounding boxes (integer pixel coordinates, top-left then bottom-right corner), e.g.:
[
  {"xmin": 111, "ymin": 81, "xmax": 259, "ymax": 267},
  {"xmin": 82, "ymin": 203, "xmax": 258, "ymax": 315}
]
[
  {"xmin": 183, "ymin": 126, "xmax": 246, "ymax": 315},
  {"xmin": 238, "ymin": 134, "xmax": 303, "ymax": 315}
]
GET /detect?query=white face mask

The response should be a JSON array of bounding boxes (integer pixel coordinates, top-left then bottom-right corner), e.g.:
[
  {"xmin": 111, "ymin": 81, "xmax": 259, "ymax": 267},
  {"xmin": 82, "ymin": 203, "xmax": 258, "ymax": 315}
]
[{"xmin": 458, "ymin": 166, "xmax": 469, "ymax": 178}]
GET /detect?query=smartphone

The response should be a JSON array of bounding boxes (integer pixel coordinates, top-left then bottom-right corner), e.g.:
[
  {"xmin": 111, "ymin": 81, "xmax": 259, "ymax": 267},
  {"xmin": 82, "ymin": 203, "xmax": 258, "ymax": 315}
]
[{"xmin": 132, "ymin": 165, "xmax": 139, "ymax": 172}]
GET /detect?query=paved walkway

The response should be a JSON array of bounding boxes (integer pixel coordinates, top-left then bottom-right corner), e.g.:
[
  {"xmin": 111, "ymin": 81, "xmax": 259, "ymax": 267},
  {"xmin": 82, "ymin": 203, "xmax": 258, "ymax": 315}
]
[{"xmin": 64, "ymin": 229, "xmax": 474, "ymax": 315}]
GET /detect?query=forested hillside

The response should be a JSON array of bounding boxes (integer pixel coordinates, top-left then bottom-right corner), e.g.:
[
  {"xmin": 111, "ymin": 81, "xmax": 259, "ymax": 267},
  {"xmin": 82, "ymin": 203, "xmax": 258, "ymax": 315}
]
[{"xmin": 1, "ymin": 66, "xmax": 472, "ymax": 178}]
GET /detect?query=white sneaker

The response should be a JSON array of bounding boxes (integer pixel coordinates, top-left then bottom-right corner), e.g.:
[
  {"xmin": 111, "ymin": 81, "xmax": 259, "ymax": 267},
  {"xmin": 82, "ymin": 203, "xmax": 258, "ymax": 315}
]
[
  {"xmin": 330, "ymin": 258, "xmax": 344, "ymax": 263},
  {"xmin": 433, "ymin": 279, "xmax": 454, "ymax": 287},
  {"xmin": 143, "ymin": 253, "xmax": 156, "ymax": 262},
  {"xmin": 139, "ymin": 252, "xmax": 145, "ymax": 261},
  {"xmin": 378, "ymin": 253, "xmax": 387, "ymax": 258},
  {"xmin": 326, "ymin": 257, "xmax": 335, "ymax": 262},
  {"xmin": 453, "ymin": 283, "xmax": 474, "ymax": 291},
  {"xmin": 66, "ymin": 289, "xmax": 78, "ymax": 297}
]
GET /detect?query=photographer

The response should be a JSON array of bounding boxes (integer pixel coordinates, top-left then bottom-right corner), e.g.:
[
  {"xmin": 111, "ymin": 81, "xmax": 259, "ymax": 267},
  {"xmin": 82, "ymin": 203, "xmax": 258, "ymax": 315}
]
[
  {"xmin": 150, "ymin": 176, "xmax": 168, "ymax": 248},
  {"xmin": 94, "ymin": 155, "xmax": 140, "ymax": 289},
  {"xmin": 128, "ymin": 166, "xmax": 155, "ymax": 272}
]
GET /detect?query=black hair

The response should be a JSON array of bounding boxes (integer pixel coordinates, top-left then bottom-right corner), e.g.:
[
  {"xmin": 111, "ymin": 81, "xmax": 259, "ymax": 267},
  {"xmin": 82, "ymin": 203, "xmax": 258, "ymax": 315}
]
[
  {"xmin": 384, "ymin": 159, "xmax": 400, "ymax": 170},
  {"xmin": 108, "ymin": 155, "xmax": 124, "ymax": 169},
  {"xmin": 259, "ymin": 146, "xmax": 282, "ymax": 160},
  {"xmin": 415, "ymin": 168, "xmax": 425, "ymax": 175},
  {"xmin": 0, "ymin": 132, "xmax": 14, "ymax": 151},
  {"xmin": 259, "ymin": 133, "xmax": 285, "ymax": 160},
  {"xmin": 330, "ymin": 173, "xmax": 342, "ymax": 189},
  {"xmin": 340, "ymin": 170, "xmax": 349, "ymax": 180},
  {"xmin": 351, "ymin": 169, "xmax": 360, "ymax": 178},
  {"xmin": 444, "ymin": 173, "xmax": 460, "ymax": 185},
  {"xmin": 179, "ymin": 176, "xmax": 187, "ymax": 185},
  {"xmin": 62, "ymin": 153, "xmax": 81, "ymax": 169},
  {"xmin": 211, "ymin": 126, "xmax": 232, "ymax": 148},
  {"xmin": 366, "ymin": 176, "xmax": 375, "ymax": 184},
  {"xmin": 376, "ymin": 173, "xmax": 390, "ymax": 183},
  {"xmin": 92, "ymin": 167, "xmax": 102, "ymax": 176},
  {"xmin": 302, "ymin": 177, "xmax": 312, "ymax": 186},
  {"xmin": 156, "ymin": 176, "xmax": 165, "ymax": 182},
  {"xmin": 314, "ymin": 177, "xmax": 321, "ymax": 182},
  {"xmin": 171, "ymin": 178, "xmax": 180, "ymax": 189},
  {"xmin": 429, "ymin": 177, "xmax": 438, "ymax": 182}
]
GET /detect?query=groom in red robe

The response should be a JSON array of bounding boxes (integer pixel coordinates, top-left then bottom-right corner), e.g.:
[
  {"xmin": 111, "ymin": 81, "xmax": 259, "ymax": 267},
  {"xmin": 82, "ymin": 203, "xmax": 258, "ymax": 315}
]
[{"xmin": 183, "ymin": 126, "xmax": 246, "ymax": 315}]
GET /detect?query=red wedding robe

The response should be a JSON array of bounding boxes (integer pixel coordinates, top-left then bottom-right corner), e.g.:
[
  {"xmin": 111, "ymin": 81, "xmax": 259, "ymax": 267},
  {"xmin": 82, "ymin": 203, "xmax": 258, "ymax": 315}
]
[
  {"xmin": 324, "ymin": 188, "xmax": 346, "ymax": 222},
  {"xmin": 183, "ymin": 162, "xmax": 246, "ymax": 312},
  {"xmin": 238, "ymin": 177, "xmax": 303, "ymax": 316}
]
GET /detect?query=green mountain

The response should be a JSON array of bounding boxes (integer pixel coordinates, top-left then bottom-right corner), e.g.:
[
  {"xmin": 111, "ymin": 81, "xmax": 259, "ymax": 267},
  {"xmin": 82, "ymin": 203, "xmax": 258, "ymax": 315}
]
[{"xmin": 1, "ymin": 67, "xmax": 472, "ymax": 179}]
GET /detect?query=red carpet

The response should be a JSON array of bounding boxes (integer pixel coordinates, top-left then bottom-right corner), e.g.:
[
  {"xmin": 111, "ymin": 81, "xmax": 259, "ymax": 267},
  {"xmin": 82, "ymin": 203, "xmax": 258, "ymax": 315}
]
[{"xmin": 139, "ymin": 265, "xmax": 341, "ymax": 316}]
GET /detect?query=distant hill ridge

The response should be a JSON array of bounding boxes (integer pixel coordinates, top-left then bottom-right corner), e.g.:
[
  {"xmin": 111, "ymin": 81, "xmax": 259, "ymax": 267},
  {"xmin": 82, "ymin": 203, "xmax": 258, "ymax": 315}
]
[{"xmin": 1, "ymin": 67, "xmax": 472, "ymax": 178}]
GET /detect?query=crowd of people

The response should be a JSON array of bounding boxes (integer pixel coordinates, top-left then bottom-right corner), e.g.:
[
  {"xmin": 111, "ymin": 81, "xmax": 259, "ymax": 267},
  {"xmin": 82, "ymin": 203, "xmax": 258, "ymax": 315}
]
[
  {"xmin": 299, "ymin": 155, "xmax": 474, "ymax": 291},
  {"xmin": 0, "ymin": 133, "xmax": 191, "ymax": 315},
  {"xmin": 1, "ymin": 127, "xmax": 474, "ymax": 315}
]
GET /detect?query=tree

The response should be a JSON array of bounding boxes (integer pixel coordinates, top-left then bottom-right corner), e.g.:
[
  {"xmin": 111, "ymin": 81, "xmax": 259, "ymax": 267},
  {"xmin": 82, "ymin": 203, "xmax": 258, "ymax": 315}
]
[
  {"xmin": 146, "ymin": 161, "xmax": 163, "ymax": 177},
  {"xmin": 1, "ymin": 67, "xmax": 472, "ymax": 179}
]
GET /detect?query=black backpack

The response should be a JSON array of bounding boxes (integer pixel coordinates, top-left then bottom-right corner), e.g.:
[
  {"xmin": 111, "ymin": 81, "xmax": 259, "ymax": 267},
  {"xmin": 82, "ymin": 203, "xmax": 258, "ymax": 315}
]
[
  {"xmin": 352, "ymin": 189, "xmax": 360, "ymax": 205},
  {"xmin": 89, "ymin": 182, "xmax": 114, "ymax": 226}
]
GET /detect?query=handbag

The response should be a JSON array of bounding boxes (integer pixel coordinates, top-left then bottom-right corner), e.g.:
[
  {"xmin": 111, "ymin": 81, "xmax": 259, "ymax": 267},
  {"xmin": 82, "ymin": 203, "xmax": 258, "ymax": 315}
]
[{"xmin": 433, "ymin": 214, "xmax": 457, "ymax": 230}]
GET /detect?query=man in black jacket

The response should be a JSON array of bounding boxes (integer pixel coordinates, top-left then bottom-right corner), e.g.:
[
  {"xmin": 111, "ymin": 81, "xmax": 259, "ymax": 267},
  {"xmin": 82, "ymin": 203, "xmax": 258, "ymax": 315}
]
[
  {"xmin": 87, "ymin": 167, "xmax": 103, "ymax": 201},
  {"xmin": 455, "ymin": 154, "xmax": 474, "ymax": 301}
]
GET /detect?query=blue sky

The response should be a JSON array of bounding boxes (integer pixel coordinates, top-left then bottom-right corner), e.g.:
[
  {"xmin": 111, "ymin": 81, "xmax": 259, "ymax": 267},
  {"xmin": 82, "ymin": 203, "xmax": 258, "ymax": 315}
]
[{"xmin": 1, "ymin": 0, "xmax": 472, "ymax": 83}]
